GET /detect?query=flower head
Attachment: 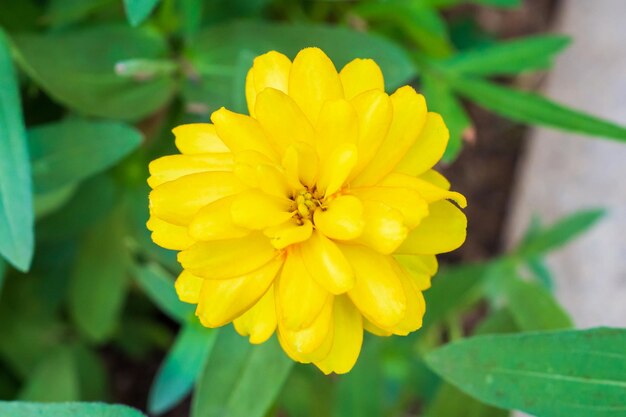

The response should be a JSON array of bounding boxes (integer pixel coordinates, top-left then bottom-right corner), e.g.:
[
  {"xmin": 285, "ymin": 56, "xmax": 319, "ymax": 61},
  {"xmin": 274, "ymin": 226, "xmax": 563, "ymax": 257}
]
[{"xmin": 148, "ymin": 48, "xmax": 467, "ymax": 374}]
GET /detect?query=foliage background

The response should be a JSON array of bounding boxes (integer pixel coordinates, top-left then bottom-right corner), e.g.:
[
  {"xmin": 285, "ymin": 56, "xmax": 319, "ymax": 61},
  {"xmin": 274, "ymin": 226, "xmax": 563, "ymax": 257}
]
[{"xmin": 0, "ymin": 0, "xmax": 624, "ymax": 416}]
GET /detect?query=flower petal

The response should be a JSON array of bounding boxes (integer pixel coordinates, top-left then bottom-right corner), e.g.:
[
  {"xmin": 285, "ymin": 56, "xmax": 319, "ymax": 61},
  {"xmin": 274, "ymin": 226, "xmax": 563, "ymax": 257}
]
[
  {"xmin": 234, "ymin": 285, "xmax": 278, "ymax": 344},
  {"xmin": 395, "ymin": 112, "xmax": 449, "ymax": 176},
  {"xmin": 300, "ymin": 230, "xmax": 354, "ymax": 294},
  {"xmin": 289, "ymin": 47, "xmax": 343, "ymax": 123},
  {"xmin": 230, "ymin": 190, "xmax": 294, "ymax": 230},
  {"xmin": 188, "ymin": 196, "xmax": 250, "ymax": 241},
  {"xmin": 148, "ymin": 153, "xmax": 234, "ymax": 188},
  {"xmin": 350, "ymin": 186, "xmax": 429, "ymax": 229},
  {"xmin": 211, "ymin": 107, "xmax": 278, "ymax": 160},
  {"xmin": 383, "ymin": 264, "xmax": 425, "ymax": 336},
  {"xmin": 396, "ymin": 200, "xmax": 467, "ymax": 255},
  {"xmin": 379, "ymin": 173, "xmax": 467, "ymax": 208},
  {"xmin": 419, "ymin": 169, "xmax": 451, "ymax": 190},
  {"xmin": 173, "ymin": 123, "xmax": 229, "ymax": 154},
  {"xmin": 282, "ymin": 142, "xmax": 319, "ymax": 189},
  {"xmin": 175, "ymin": 270, "xmax": 204, "ymax": 304},
  {"xmin": 339, "ymin": 58, "xmax": 384, "ymax": 99},
  {"xmin": 315, "ymin": 99, "xmax": 358, "ymax": 159},
  {"xmin": 394, "ymin": 254, "xmax": 438, "ymax": 289},
  {"xmin": 314, "ymin": 195, "xmax": 364, "ymax": 240},
  {"xmin": 279, "ymin": 298, "xmax": 334, "ymax": 361},
  {"xmin": 355, "ymin": 201, "xmax": 409, "ymax": 255},
  {"xmin": 147, "ymin": 215, "xmax": 195, "ymax": 250},
  {"xmin": 264, "ymin": 219, "xmax": 313, "ymax": 249},
  {"xmin": 316, "ymin": 142, "xmax": 358, "ymax": 197}
]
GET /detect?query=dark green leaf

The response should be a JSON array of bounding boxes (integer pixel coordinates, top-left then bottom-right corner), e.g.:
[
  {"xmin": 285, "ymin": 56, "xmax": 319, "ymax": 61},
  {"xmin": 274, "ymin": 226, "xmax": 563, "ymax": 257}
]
[
  {"xmin": 517, "ymin": 209, "xmax": 605, "ymax": 257},
  {"xmin": 12, "ymin": 25, "xmax": 176, "ymax": 121},
  {"xmin": 69, "ymin": 209, "xmax": 130, "ymax": 343},
  {"xmin": 19, "ymin": 347, "xmax": 79, "ymax": 402},
  {"xmin": 46, "ymin": 0, "xmax": 114, "ymax": 27},
  {"xmin": 184, "ymin": 20, "xmax": 415, "ymax": 113},
  {"xmin": 34, "ymin": 184, "xmax": 77, "ymax": 219},
  {"xmin": 473, "ymin": 308, "xmax": 518, "ymax": 335},
  {"xmin": 0, "ymin": 30, "xmax": 34, "ymax": 272},
  {"xmin": 29, "ymin": 119, "xmax": 142, "ymax": 194},
  {"xmin": 149, "ymin": 323, "xmax": 217, "ymax": 415},
  {"xmin": 72, "ymin": 344, "xmax": 108, "ymax": 401},
  {"xmin": 124, "ymin": 0, "xmax": 161, "ymax": 26},
  {"xmin": 192, "ymin": 328, "xmax": 293, "ymax": 417},
  {"xmin": 426, "ymin": 328, "xmax": 626, "ymax": 417},
  {"xmin": 0, "ymin": 259, "xmax": 5, "ymax": 298},
  {"xmin": 0, "ymin": 402, "xmax": 146, "ymax": 417},
  {"xmin": 441, "ymin": 35, "xmax": 570, "ymax": 76},
  {"xmin": 132, "ymin": 262, "xmax": 194, "ymax": 323},
  {"xmin": 449, "ymin": 77, "xmax": 626, "ymax": 142},
  {"xmin": 424, "ymin": 383, "xmax": 508, "ymax": 417}
]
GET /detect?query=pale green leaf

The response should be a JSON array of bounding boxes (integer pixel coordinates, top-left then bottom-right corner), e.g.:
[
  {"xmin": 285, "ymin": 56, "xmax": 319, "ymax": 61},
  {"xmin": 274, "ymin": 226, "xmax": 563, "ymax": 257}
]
[
  {"xmin": 19, "ymin": 347, "xmax": 79, "ymax": 402},
  {"xmin": 124, "ymin": 0, "xmax": 161, "ymax": 26},
  {"xmin": 0, "ymin": 402, "xmax": 146, "ymax": 417}
]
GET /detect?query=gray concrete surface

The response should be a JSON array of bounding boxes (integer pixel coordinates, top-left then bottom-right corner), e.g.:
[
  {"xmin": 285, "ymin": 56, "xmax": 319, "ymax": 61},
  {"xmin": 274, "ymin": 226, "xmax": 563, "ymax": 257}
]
[{"xmin": 506, "ymin": 0, "xmax": 626, "ymax": 331}]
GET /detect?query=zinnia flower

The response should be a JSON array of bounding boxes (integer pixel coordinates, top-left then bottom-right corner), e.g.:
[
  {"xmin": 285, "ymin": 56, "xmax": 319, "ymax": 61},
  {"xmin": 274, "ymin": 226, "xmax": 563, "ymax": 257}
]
[{"xmin": 147, "ymin": 48, "xmax": 467, "ymax": 374}]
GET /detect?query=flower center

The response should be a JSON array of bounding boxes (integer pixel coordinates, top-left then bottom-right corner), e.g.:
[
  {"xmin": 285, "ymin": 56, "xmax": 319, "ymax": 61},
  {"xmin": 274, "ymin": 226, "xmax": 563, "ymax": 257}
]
[{"xmin": 291, "ymin": 188, "xmax": 321, "ymax": 224}]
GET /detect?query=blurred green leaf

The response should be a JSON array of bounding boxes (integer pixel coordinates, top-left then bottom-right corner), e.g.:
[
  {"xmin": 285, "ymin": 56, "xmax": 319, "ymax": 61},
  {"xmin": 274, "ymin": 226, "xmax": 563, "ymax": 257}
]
[
  {"xmin": 516, "ymin": 209, "xmax": 605, "ymax": 257},
  {"xmin": 124, "ymin": 0, "xmax": 161, "ymax": 26},
  {"xmin": 69, "ymin": 208, "xmax": 130, "ymax": 343},
  {"xmin": 425, "ymin": 383, "xmax": 508, "ymax": 417},
  {"xmin": 19, "ymin": 346, "xmax": 79, "ymax": 402},
  {"xmin": 278, "ymin": 366, "xmax": 334, "ymax": 417},
  {"xmin": 426, "ymin": 0, "xmax": 520, "ymax": 7},
  {"xmin": 441, "ymin": 35, "xmax": 570, "ymax": 76},
  {"xmin": 29, "ymin": 119, "xmax": 142, "ymax": 194},
  {"xmin": 0, "ymin": 259, "xmax": 5, "ymax": 298},
  {"xmin": 0, "ymin": 402, "xmax": 146, "ymax": 417},
  {"xmin": 525, "ymin": 256, "xmax": 554, "ymax": 290},
  {"xmin": 132, "ymin": 262, "xmax": 194, "ymax": 322},
  {"xmin": 421, "ymin": 73, "xmax": 470, "ymax": 162},
  {"xmin": 473, "ymin": 308, "xmax": 518, "ymax": 335},
  {"xmin": 46, "ymin": 0, "xmax": 114, "ymax": 27},
  {"xmin": 0, "ymin": 0, "xmax": 40, "ymax": 31},
  {"xmin": 114, "ymin": 316, "xmax": 173, "ymax": 359},
  {"xmin": 425, "ymin": 328, "xmax": 626, "ymax": 417},
  {"xmin": 449, "ymin": 77, "xmax": 626, "ymax": 142},
  {"xmin": 184, "ymin": 20, "xmax": 416, "ymax": 113},
  {"xmin": 192, "ymin": 328, "xmax": 293, "ymax": 417},
  {"xmin": 34, "ymin": 184, "xmax": 78, "ymax": 219},
  {"xmin": 149, "ymin": 323, "xmax": 218, "ymax": 415},
  {"xmin": 12, "ymin": 24, "xmax": 176, "ymax": 121},
  {"xmin": 0, "ymin": 30, "xmax": 34, "ymax": 272},
  {"xmin": 72, "ymin": 344, "xmax": 108, "ymax": 401}
]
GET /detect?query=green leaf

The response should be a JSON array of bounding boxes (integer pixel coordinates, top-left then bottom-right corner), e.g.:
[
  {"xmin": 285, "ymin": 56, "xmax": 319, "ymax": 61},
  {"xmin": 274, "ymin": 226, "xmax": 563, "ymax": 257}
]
[
  {"xmin": 441, "ymin": 35, "xmax": 570, "ymax": 76},
  {"xmin": 0, "ymin": 259, "xmax": 6, "ymax": 298},
  {"xmin": 449, "ymin": 77, "xmax": 626, "ymax": 142},
  {"xmin": 149, "ymin": 323, "xmax": 218, "ymax": 415},
  {"xmin": 516, "ymin": 209, "xmax": 605, "ymax": 257},
  {"xmin": 19, "ymin": 346, "xmax": 80, "ymax": 402},
  {"xmin": 192, "ymin": 328, "xmax": 293, "ymax": 417},
  {"xmin": 46, "ymin": 0, "xmax": 114, "ymax": 27},
  {"xmin": 421, "ymin": 73, "xmax": 470, "ymax": 162},
  {"xmin": 184, "ymin": 20, "xmax": 416, "ymax": 113},
  {"xmin": 68, "ymin": 208, "xmax": 130, "ymax": 343},
  {"xmin": 0, "ymin": 30, "xmax": 34, "ymax": 272},
  {"xmin": 72, "ymin": 345, "xmax": 108, "ymax": 401},
  {"xmin": 132, "ymin": 262, "xmax": 194, "ymax": 322},
  {"xmin": 124, "ymin": 0, "xmax": 161, "ymax": 26},
  {"xmin": 0, "ymin": 402, "xmax": 146, "ymax": 417},
  {"xmin": 34, "ymin": 184, "xmax": 78, "ymax": 219},
  {"xmin": 424, "ymin": 383, "xmax": 508, "ymax": 417},
  {"xmin": 29, "ymin": 119, "xmax": 142, "ymax": 194},
  {"xmin": 12, "ymin": 24, "xmax": 176, "ymax": 121},
  {"xmin": 425, "ymin": 328, "xmax": 626, "ymax": 417},
  {"xmin": 471, "ymin": 0, "xmax": 521, "ymax": 7}
]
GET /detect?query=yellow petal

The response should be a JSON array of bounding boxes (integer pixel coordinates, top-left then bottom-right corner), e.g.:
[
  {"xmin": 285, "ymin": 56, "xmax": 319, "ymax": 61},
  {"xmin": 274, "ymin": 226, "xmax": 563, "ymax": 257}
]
[
  {"xmin": 363, "ymin": 319, "xmax": 392, "ymax": 337},
  {"xmin": 315, "ymin": 99, "xmax": 358, "ymax": 159},
  {"xmin": 314, "ymin": 195, "xmax": 364, "ymax": 240},
  {"xmin": 147, "ymin": 215, "xmax": 195, "ymax": 250},
  {"xmin": 278, "ymin": 248, "xmax": 330, "ymax": 330},
  {"xmin": 300, "ymin": 230, "xmax": 354, "ymax": 294},
  {"xmin": 396, "ymin": 200, "xmax": 467, "ymax": 255},
  {"xmin": 147, "ymin": 153, "xmax": 234, "ymax": 188},
  {"xmin": 149, "ymin": 172, "xmax": 246, "ymax": 225},
  {"xmin": 232, "ymin": 150, "xmax": 274, "ymax": 188},
  {"xmin": 230, "ymin": 190, "xmax": 294, "ymax": 230},
  {"xmin": 175, "ymin": 270, "xmax": 204, "ymax": 304},
  {"xmin": 188, "ymin": 196, "xmax": 250, "ymax": 241},
  {"xmin": 339, "ymin": 58, "xmax": 384, "ymax": 99},
  {"xmin": 355, "ymin": 201, "xmax": 409, "ymax": 255},
  {"xmin": 178, "ymin": 234, "xmax": 278, "ymax": 279},
  {"xmin": 341, "ymin": 244, "xmax": 406, "ymax": 328},
  {"xmin": 264, "ymin": 219, "xmax": 313, "ymax": 249},
  {"xmin": 314, "ymin": 296, "xmax": 363, "ymax": 375},
  {"xmin": 384, "ymin": 263, "xmax": 425, "ymax": 336},
  {"xmin": 256, "ymin": 163, "xmax": 291, "ymax": 198},
  {"xmin": 211, "ymin": 107, "xmax": 278, "ymax": 160},
  {"xmin": 255, "ymin": 88, "xmax": 315, "ymax": 151},
  {"xmin": 348, "ymin": 90, "xmax": 392, "ymax": 180},
  {"xmin": 350, "ymin": 186, "xmax": 429, "ymax": 229},
  {"xmin": 395, "ymin": 112, "xmax": 449, "ymax": 176},
  {"xmin": 234, "ymin": 286, "xmax": 277, "ymax": 344},
  {"xmin": 379, "ymin": 173, "xmax": 467, "ymax": 208},
  {"xmin": 289, "ymin": 47, "xmax": 343, "ymax": 123},
  {"xmin": 394, "ymin": 254, "xmax": 438, "ymax": 289},
  {"xmin": 282, "ymin": 142, "xmax": 319, "ymax": 189},
  {"xmin": 420, "ymin": 169, "xmax": 451, "ymax": 190},
  {"xmin": 316, "ymin": 143, "xmax": 358, "ymax": 197},
  {"xmin": 173, "ymin": 123, "xmax": 229, "ymax": 154},
  {"xmin": 252, "ymin": 51, "xmax": 291, "ymax": 94},
  {"xmin": 279, "ymin": 298, "xmax": 334, "ymax": 361},
  {"xmin": 352, "ymin": 86, "xmax": 427, "ymax": 186},
  {"xmin": 245, "ymin": 69, "xmax": 257, "ymax": 117},
  {"xmin": 196, "ymin": 257, "xmax": 282, "ymax": 327}
]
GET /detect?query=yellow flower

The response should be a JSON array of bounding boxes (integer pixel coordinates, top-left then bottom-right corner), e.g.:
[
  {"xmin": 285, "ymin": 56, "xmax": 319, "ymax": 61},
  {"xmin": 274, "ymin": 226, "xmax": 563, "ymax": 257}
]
[{"xmin": 147, "ymin": 48, "xmax": 467, "ymax": 374}]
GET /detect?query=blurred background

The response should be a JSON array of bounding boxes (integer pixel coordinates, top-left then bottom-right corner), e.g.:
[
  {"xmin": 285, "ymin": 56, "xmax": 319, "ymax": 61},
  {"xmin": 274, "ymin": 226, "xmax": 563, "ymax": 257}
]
[{"xmin": 0, "ymin": 0, "xmax": 624, "ymax": 416}]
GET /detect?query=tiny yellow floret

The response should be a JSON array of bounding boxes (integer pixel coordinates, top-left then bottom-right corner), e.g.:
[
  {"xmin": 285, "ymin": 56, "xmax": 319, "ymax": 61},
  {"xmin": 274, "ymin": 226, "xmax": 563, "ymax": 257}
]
[{"xmin": 147, "ymin": 47, "xmax": 467, "ymax": 374}]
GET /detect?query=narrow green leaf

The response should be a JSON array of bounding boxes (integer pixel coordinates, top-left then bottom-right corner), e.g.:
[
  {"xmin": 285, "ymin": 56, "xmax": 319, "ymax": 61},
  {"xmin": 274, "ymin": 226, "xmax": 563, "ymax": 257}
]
[
  {"xmin": 517, "ymin": 209, "xmax": 605, "ymax": 257},
  {"xmin": 29, "ymin": 119, "xmax": 142, "ymax": 194},
  {"xmin": 192, "ymin": 328, "xmax": 293, "ymax": 417},
  {"xmin": 12, "ymin": 25, "xmax": 176, "ymax": 121},
  {"xmin": 124, "ymin": 0, "xmax": 161, "ymax": 26},
  {"xmin": 0, "ymin": 402, "xmax": 146, "ymax": 417},
  {"xmin": 441, "ymin": 35, "xmax": 570, "ymax": 76},
  {"xmin": 72, "ymin": 344, "xmax": 108, "ymax": 401},
  {"xmin": 34, "ymin": 184, "xmax": 78, "ymax": 219},
  {"xmin": 149, "ymin": 323, "xmax": 218, "ymax": 415},
  {"xmin": 46, "ymin": 0, "xmax": 114, "ymax": 27},
  {"xmin": 426, "ymin": 328, "xmax": 626, "ymax": 417},
  {"xmin": 19, "ymin": 347, "xmax": 79, "ymax": 402},
  {"xmin": 449, "ymin": 77, "xmax": 626, "ymax": 142},
  {"xmin": 69, "ymin": 209, "xmax": 130, "ymax": 343},
  {"xmin": 0, "ymin": 30, "xmax": 34, "ymax": 271},
  {"xmin": 0, "ymin": 259, "xmax": 6, "ymax": 298},
  {"xmin": 132, "ymin": 262, "xmax": 194, "ymax": 323},
  {"xmin": 471, "ymin": 0, "xmax": 521, "ymax": 6}
]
